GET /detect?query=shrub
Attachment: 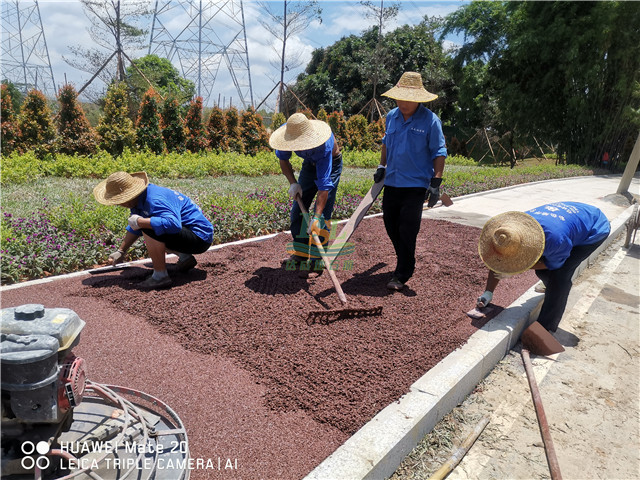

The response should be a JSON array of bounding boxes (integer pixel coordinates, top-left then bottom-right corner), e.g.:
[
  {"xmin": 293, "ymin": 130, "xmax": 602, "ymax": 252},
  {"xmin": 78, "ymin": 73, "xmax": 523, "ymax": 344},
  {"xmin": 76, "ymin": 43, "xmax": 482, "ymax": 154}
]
[
  {"xmin": 207, "ymin": 106, "xmax": 228, "ymax": 152},
  {"xmin": 1, "ymin": 84, "xmax": 20, "ymax": 156},
  {"xmin": 161, "ymin": 96, "xmax": 186, "ymax": 153},
  {"xmin": 184, "ymin": 97, "xmax": 208, "ymax": 153},
  {"xmin": 96, "ymin": 82, "xmax": 136, "ymax": 156},
  {"xmin": 317, "ymin": 108, "xmax": 328, "ymax": 123},
  {"xmin": 367, "ymin": 118, "xmax": 385, "ymax": 151},
  {"xmin": 327, "ymin": 110, "xmax": 348, "ymax": 149},
  {"xmin": 271, "ymin": 112, "xmax": 286, "ymax": 132},
  {"xmin": 345, "ymin": 114, "xmax": 372, "ymax": 151},
  {"xmin": 240, "ymin": 107, "xmax": 270, "ymax": 156},
  {"xmin": 136, "ymin": 88, "xmax": 164, "ymax": 154},
  {"xmin": 56, "ymin": 84, "xmax": 98, "ymax": 156},
  {"xmin": 225, "ymin": 106, "xmax": 244, "ymax": 154},
  {"xmin": 17, "ymin": 89, "xmax": 56, "ymax": 158}
]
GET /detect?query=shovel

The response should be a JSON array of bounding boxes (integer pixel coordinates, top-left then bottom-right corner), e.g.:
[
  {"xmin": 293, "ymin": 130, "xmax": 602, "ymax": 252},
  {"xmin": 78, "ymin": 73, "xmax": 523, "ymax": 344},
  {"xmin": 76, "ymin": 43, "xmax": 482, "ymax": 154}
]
[
  {"xmin": 521, "ymin": 321, "xmax": 565, "ymax": 356},
  {"xmin": 88, "ymin": 263, "xmax": 132, "ymax": 275}
]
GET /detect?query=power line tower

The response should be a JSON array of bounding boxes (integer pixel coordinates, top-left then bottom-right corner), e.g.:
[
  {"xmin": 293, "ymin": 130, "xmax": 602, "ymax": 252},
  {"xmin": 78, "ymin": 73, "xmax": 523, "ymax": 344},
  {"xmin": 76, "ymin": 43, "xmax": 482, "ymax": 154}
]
[
  {"xmin": 148, "ymin": 0, "xmax": 254, "ymax": 108},
  {"xmin": 1, "ymin": 0, "xmax": 57, "ymax": 96}
]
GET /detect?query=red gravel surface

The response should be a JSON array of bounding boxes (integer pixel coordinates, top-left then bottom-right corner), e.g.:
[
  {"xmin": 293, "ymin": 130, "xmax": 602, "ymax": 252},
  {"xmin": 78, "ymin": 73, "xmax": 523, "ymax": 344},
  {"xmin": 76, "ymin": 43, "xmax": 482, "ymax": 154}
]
[{"xmin": 2, "ymin": 216, "xmax": 536, "ymax": 479}]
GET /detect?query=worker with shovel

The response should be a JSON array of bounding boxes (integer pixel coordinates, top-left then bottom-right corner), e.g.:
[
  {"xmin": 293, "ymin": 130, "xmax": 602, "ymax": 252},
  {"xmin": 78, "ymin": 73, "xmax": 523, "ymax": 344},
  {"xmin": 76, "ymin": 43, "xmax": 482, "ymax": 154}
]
[
  {"xmin": 476, "ymin": 202, "xmax": 610, "ymax": 335},
  {"xmin": 93, "ymin": 171, "xmax": 213, "ymax": 289},
  {"xmin": 269, "ymin": 113, "xmax": 342, "ymax": 277},
  {"xmin": 374, "ymin": 71, "xmax": 447, "ymax": 291}
]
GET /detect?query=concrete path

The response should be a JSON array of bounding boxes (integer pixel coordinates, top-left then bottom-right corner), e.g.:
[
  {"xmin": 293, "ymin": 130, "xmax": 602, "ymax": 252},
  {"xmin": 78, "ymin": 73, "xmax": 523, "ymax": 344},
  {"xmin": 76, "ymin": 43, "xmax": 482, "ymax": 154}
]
[{"xmin": 306, "ymin": 174, "xmax": 639, "ymax": 480}]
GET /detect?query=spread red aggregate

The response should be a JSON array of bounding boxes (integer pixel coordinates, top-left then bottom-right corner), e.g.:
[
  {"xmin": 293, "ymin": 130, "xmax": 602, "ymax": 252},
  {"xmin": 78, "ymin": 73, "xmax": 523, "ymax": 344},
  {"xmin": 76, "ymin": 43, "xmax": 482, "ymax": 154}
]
[{"xmin": 2, "ymin": 216, "xmax": 537, "ymax": 479}]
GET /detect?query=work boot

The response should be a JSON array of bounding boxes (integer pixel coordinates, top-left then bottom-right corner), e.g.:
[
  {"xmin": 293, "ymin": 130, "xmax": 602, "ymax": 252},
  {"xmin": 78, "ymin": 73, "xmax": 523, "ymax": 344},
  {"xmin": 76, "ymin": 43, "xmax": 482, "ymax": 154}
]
[
  {"xmin": 138, "ymin": 275, "xmax": 172, "ymax": 290},
  {"xmin": 176, "ymin": 254, "xmax": 197, "ymax": 272},
  {"xmin": 386, "ymin": 277, "xmax": 404, "ymax": 291}
]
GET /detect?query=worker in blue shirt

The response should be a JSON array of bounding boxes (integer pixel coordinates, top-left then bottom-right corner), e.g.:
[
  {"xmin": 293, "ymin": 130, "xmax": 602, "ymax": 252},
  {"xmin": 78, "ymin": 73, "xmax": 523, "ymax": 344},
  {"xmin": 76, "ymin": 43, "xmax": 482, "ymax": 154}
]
[
  {"xmin": 374, "ymin": 71, "xmax": 447, "ymax": 290},
  {"xmin": 269, "ymin": 113, "xmax": 342, "ymax": 276},
  {"xmin": 476, "ymin": 202, "xmax": 610, "ymax": 332},
  {"xmin": 93, "ymin": 171, "xmax": 214, "ymax": 289}
]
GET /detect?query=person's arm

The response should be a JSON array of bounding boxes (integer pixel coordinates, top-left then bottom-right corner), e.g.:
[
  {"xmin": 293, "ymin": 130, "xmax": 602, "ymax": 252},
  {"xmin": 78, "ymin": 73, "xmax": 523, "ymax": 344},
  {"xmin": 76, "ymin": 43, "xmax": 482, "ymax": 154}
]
[
  {"xmin": 477, "ymin": 270, "xmax": 501, "ymax": 308},
  {"xmin": 279, "ymin": 159, "xmax": 297, "ymax": 185},
  {"xmin": 373, "ymin": 144, "xmax": 387, "ymax": 182},
  {"xmin": 432, "ymin": 155, "xmax": 445, "ymax": 179},
  {"xmin": 110, "ymin": 230, "xmax": 140, "ymax": 265}
]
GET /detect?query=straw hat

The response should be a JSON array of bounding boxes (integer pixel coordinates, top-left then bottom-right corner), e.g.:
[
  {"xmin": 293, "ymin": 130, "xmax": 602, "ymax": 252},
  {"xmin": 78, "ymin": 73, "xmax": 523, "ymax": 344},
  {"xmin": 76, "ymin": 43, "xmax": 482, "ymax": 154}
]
[
  {"xmin": 478, "ymin": 211, "xmax": 545, "ymax": 275},
  {"xmin": 269, "ymin": 112, "xmax": 332, "ymax": 151},
  {"xmin": 382, "ymin": 72, "xmax": 438, "ymax": 103},
  {"xmin": 93, "ymin": 171, "xmax": 149, "ymax": 205}
]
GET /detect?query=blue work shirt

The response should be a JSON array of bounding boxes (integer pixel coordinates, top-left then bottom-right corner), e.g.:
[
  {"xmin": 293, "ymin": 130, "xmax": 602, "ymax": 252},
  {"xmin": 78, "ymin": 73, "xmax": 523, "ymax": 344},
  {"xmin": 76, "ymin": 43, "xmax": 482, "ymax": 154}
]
[
  {"xmin": 275, "ymin": 133, "xmax": 336, "ymax": 191},
  {"xmin": 126, "ymin": 184, "xmax": 214, "ymax": 243},
  {"xmin": 382, "ymin": 104, "xmax": 447, "ymax": 188},
  {"xmin": 526, "ymin": 202, "xmax": 610, "ymax": 270}
]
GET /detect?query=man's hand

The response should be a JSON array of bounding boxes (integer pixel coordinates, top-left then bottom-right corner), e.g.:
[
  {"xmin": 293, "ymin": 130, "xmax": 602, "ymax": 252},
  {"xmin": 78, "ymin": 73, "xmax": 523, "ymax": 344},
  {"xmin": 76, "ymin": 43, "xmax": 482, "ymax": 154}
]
[
  {"xmin": 109, "ymin": 249, "xmax": 125, "ymax": 266},
  {"xmin": 307, "ymin": 214, "xmax": 322, "ymax": 236},
  {"xmin": 476, "ymin": 290, "xmax": 493, "ymax": 309},
  {"xmin": 288, "ymin": 183, "xmax": 302, "ymax": 200},
  {"xmin": 425, "ymin": 177, "xmax": 442, "ymax": 208},
  {"xmin": 128, "ymin": 214, "xmax": 142, "ymax": 230},
  {"xmin": 373, "ymin": 164, "xmax": 386, "ymax": 183}
]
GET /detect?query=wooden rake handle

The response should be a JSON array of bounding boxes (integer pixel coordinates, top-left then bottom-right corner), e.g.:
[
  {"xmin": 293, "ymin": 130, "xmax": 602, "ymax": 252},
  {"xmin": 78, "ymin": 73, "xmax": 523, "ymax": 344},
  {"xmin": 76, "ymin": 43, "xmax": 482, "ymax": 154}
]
[{"xmin": 296, "ymin": 197, "xmax": 347, "ymax": 305}]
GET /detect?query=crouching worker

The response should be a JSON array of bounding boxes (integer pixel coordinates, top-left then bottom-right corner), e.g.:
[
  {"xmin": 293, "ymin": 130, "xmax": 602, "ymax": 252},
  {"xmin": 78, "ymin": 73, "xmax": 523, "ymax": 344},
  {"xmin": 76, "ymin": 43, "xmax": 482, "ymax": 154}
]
[
  {"xmin": 93, "ymin": 171, "xmax": 214, "ymax": 289},
  {"xmin": 476, "ymin": 202, "xmax": 610, "ymax": 333},
  {"xmin": 269, "ymin": 113, "xmax": 342, "ymax": 276}
]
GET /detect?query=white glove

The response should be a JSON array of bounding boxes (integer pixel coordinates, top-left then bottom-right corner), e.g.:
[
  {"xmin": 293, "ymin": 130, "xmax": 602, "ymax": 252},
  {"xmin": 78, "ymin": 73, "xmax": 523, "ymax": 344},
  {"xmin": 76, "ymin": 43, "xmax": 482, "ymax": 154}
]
[
  {"xmin": 476, "ymin": 291, "xmax": 493, "ymax": 309},
  {"xmin": 128, "ymin": 214, "xmax": 142, "ymax": 230},
  {"xmin": 109, "ymin": 250, "xmax": 125, "ymax": 265},
  {"xmin": 288, "ymin": 183, "xmax": 302, "ymax": 200},
  {"xmin": 494, "ymin": 271, "xmax": 514, "ymax": 280}
]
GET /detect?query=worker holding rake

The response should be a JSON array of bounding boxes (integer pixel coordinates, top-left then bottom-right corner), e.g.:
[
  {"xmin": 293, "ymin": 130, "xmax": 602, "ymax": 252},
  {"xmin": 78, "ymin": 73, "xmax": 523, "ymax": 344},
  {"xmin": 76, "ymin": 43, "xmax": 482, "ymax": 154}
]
[
  {"xmin": 93, "ymin": 171, "xmax": 213, "ymax": 290},
  {"xmin": 269, "ymin": 113, "xmax": 342, "ymax": 277},
  {"xmin": 476, "ymin": 202, "xmax": 610, "ymax": 333},
  {"xmin": 374, "ymin": 71, "xmax": 447, "ymax": 291}
]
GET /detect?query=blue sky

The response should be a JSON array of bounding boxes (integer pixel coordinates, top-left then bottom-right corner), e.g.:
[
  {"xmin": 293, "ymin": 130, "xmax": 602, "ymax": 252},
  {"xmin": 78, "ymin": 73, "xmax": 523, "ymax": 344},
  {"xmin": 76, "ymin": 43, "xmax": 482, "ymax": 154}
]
[{"xmin": 28, "ymin": 1, "xmax": 467, "ymax": 109}]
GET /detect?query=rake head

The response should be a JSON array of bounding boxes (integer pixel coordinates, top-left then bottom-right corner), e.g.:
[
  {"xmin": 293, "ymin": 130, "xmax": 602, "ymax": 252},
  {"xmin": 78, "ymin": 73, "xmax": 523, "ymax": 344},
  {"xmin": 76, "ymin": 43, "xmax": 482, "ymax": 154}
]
[{"xmin": 306, "ymin": 305, "xmax": 383, "ymax": 326}]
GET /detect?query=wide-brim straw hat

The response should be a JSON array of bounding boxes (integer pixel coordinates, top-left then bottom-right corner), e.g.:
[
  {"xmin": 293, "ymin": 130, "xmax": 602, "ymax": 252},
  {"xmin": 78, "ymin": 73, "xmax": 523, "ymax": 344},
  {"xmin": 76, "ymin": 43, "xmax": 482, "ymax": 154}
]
[
  {"xmin": 478, "ymin": 211, "xmax": 545, "ymax": 275},
  {"xmin": 269, "ymin": 112, "xmax": 332, "ymax": 151},
  {"xmin": 382, "ymin": 71, "xmax": 438, "ymax": 103},
  {"xmin": 93, "ymin": 171, "xmax": 149, "ymax": 205}
]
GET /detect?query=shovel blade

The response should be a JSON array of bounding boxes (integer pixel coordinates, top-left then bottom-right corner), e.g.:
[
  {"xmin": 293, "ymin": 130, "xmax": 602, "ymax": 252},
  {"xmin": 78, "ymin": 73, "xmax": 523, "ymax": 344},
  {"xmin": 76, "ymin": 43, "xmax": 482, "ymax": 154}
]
[
  {"xmin": 466, "ymin": 305, "xmax": 494, "ymax": 319},
  {"xmin": 521, "ymin": 321, "xmax": 565, "ymax": 356}
]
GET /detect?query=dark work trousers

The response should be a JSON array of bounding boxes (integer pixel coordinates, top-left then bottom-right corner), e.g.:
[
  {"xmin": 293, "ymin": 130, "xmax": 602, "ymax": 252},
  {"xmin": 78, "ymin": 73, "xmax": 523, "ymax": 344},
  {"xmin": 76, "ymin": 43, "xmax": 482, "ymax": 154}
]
[
  {"xmin": 141, "ymin": 226, "xmax": 211, "ymax": 254},
  {"xmin": 535, "ymin": 238, "xmax": 607, "ymax": 332},
  {"xmin": 290, "ymin": 154, "xmax": 343, "ymax": 252},
  {"xmin": 382, "ymin": 185, "xmax": 427, "ymax": 283}
]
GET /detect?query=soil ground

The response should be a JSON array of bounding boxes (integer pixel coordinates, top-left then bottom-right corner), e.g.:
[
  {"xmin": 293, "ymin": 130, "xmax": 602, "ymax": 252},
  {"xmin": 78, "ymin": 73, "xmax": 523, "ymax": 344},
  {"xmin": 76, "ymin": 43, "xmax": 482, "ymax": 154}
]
[
  {"xmin": 391, "ymin": 234, "xmax": 640, "ymax": 480},
  {"xmin": 1, "ymin": 216, "xmax": 536, "ymax": 480}
]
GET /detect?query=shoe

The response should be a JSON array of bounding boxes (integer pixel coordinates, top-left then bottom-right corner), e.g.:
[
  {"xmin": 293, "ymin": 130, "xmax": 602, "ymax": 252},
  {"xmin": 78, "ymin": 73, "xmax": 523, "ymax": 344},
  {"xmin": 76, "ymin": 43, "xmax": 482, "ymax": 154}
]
[
  {"xmin": 534, "ymin": 282, "xmax": 546, "ymax": 293},
  {"xmin": 386, "ymin": 277, "xmax": 404, "ymax": 291},
  {"xmin": 139, "ymin": 276, "xmax": 172, "ymax": 290},
  {"xmin": 176, "ymin": 255, "xmax": 197, "ymax": 272}
]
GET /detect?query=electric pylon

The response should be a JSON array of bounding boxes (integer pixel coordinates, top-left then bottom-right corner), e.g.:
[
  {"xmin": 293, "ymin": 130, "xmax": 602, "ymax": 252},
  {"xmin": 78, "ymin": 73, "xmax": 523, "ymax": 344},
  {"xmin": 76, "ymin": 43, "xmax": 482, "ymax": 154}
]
[
  {"xmin": 1, "ymin": 0, "xmax": 57, "ymax": 96},
  {"xmin": 148, "ymin": 0, "xmax": 254, "ymax": 108}
]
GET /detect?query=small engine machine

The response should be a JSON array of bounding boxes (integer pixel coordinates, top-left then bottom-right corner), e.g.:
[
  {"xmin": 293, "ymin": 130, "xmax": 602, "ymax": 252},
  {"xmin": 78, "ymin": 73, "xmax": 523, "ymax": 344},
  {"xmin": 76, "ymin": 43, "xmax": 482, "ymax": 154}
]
[{"xmin": 1, "ymin": 304, "xmax": 189, "ymax": 480}]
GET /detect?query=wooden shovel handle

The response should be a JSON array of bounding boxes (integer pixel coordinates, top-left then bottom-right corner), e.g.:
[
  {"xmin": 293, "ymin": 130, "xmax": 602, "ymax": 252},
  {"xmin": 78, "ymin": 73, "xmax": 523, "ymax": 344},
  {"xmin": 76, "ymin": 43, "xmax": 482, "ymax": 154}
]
[{"xmin": 296, "ymin": 197, "xmax": 347, "ymax": 305}]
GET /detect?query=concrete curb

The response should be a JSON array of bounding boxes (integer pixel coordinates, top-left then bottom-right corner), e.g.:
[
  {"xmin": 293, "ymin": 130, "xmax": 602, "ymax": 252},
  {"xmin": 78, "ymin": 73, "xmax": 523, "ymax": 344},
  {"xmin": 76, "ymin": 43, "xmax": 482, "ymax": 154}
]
[{"xmin": 304, "ymin": 204, "xmax": 636, "ymax": 480}]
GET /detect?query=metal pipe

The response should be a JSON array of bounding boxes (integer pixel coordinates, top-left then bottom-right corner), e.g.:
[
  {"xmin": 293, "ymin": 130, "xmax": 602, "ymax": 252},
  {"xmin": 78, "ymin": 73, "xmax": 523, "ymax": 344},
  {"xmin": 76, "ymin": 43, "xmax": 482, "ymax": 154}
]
[{"xmin": 521, "ymin": 348, "xmax": 563, "ymax": 480}]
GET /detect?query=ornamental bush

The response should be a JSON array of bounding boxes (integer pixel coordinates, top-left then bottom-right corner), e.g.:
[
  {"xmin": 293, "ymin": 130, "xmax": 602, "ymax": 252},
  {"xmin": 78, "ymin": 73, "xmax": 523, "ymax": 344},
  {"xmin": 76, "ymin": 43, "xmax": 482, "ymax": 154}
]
[
  {"xmin": 345, "ymin": 114, "xmax": 373, "ymax": 151},
  {"xmin": 185, "ymin": 97, "xmax": 208, "ymax": 153},
  {"xmin": 96, "ymin": 82, "xmax": 136, "ymax": 156},
  {"xmin": 225, "ymin": 106, "xmax": 244, "ymax": 154},
  {"xmin": 271, "ymin": 112, "xmax": 286, "ymax": 132},
  {"xmin": 56, "ymin": 84, "xmax": 98, "ymax": 156},
  {"xmin": 1, "ymin": 84, "xmax": 20, "ymax": 156},
  {"xmin": 136, "ymin": 88, "xmax": 164, "ymax": 154},
  {"xmin": 18, "ymin": 89, "xmax": 56, "ymax": 158},
  {"xmin": 161, "ymin": 96, "xmax": 186, "ymax": 153},
  {"xmin": 327, "ymin": 110, "xmax": 348, "ymax": 149},
  {"xmin": 367, "ymin": 117, "xmax": 385, "ymax": 151},
  {"xmin": 240, "ymin": 107, "xmax": 270, "ymax": 156},
  {"xmin": 207, "ymin": 106, "xmax": 229, "ymax": 152}
]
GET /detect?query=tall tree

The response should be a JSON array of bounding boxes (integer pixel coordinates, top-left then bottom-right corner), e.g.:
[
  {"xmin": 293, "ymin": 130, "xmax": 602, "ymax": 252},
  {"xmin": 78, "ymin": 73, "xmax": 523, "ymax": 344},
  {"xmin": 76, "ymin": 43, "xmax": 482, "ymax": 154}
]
[
  {"xmin": 125, "ymin": 54, "xmax": 196, "ymax": 111},
  {"xmin": 444, "ymin": 1, "xmax": 640, "ymax": 165},
  {"xmin": 65, "ymin": 0, "xmax": 150, "ymax": 101},
  {"xmin": 184, "ymin": 97, "xmax": 208, "ymax": 153},
  {"xmin": 1, "ymin": 84, "xmax": 21, "ymax": 156},
  {"xmin": 258, "ymin": 1, "xmax": 322, "ymax": 113}
]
